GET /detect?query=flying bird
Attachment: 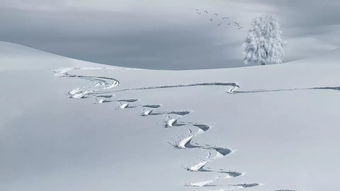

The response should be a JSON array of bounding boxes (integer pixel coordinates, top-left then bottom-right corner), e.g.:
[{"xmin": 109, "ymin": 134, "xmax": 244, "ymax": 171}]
[{"xmin": 233, "ymin": 21, "xmax": 242, "ymax": 29}]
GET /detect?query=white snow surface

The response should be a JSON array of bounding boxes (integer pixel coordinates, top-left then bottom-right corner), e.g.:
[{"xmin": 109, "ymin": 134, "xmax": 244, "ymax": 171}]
[{"xmin": 1, "ymin": 41, "xmax": 340, "ymax": 191}]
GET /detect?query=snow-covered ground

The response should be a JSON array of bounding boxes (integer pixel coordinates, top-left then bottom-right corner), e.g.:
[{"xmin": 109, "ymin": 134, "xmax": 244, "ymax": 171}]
[{"xmin": 1, "ymin": 41, "xmax": 340, "ymax": 191}]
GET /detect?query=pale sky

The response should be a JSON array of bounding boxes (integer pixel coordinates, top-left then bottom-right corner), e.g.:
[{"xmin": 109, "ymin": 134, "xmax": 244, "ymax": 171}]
[{"xmin": 0, "ymin": 0, "xmax": 339, "ymax": 69}]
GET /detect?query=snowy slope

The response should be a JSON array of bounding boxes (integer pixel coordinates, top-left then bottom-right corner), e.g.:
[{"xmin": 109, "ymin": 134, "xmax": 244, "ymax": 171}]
[{"xmin": 1, "ymin": 41, "xmax": 340, "ymax": 191}]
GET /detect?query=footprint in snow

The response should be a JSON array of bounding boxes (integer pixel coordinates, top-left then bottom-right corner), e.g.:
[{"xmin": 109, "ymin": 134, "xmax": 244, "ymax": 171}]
[
  {"xmin": 68, "ymin": 88, "xmax": 93, "ymax": 99},
  {"xmin": 186, "ymin": 161, "xmax": 243, "ymax": 178},
  {"xmin": 96, "ymin": 94, "xmax": 113, "ymax": 98},
  {"xmin": 186, "ymin": 160, "xmax": 209, "ymax": 172},
  {"xmin": 142, "ymin": 104, "xmax": 161, "ymax": 108},
  {"xmin": 169, "ymin": 130, "xmax": 197, "ymax": 149},
  {"xmin": 96, "ymin": 98, "xmax": 112, "ymax": 104},
  {"xmin": 139, "ymin": 105, "xmax": 162, "ymax": 116},
  {"xmin": 117, "ymin": 99, "xmax": 138, "ymax": 103},
  {"xmin": 231, "ymin": 183, "xmax": 261, "ymax": 188},
  {"xmin": 185, "ymin": 178, "xmax": 218, "ymax": 187},
  {"xmin": 190, "ymin": 123, "xmax": 211, "ymax": 132},
  {"xmin": 164, "ymin": 117, "xmax": 186, "ymax": 128},
  {"xmin": 169, "ymin": 130, "xmax": 234, "ymax": 157},
  {"xmin": 213, "ymin": 147, "xmax": 233, "ymax": 156},
  {"xmin": 117, "ymin": 99, "xmax": 139, "ymax": 109},
  {"xmin": 143, "ymin": 110, "xmax": 191, "ymax": 116},
  {"xmin": 226, "ymin": 84, "xmax": 240, "ymax": 94},
  {"xmin": 168, "ymin": 111, "xmax": 191, "ymax": 116},
  {"xmin": 221, "ymin": 170, "xmax": 244, "ymax": 178},
  {"xmin": 118, "ymin": 103, "xmax": 139, "ymax": 109},
  {"xmin": 171, "ymin": 140, "xmax": 233, "ymax": 158},
  {"xmin": 141, "ymin": 110, "xmax": 153, "ymax": 116},
  {"xmin": 120, "ymin": 103, "xmax": 129, "ymax": 109}
]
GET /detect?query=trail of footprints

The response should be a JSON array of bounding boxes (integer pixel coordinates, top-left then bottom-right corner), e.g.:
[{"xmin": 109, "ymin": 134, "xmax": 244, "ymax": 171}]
[{"xmin": 54, "ymin": 67, "xmax": 297, "ymax": 191}]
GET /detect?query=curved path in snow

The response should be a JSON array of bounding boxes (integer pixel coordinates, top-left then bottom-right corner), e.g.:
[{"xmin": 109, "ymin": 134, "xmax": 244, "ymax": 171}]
[
  {"xmin": 114, "ymin": 82, "xmax": 239, "ymax": 92},
  {"xmin": 54, "ymin": 67, "xmax": 298, "ymax": 191},
  {"xmin": 232, "ymin": 86, "xmax": 340, "ymax": 94}
]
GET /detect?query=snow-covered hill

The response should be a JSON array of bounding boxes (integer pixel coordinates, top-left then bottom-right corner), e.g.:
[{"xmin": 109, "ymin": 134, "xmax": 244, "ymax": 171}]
[{"xmin": 1, "ymin": 41, "xmax": 340, "ymax": 191}]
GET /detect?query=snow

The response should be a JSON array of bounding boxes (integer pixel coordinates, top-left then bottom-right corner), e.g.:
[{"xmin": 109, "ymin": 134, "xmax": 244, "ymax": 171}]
[
  {"xmin": 141, "ymin": 110, "xmax": 152, "ymax": 116},
  {"xmin": 187, "ymin": 160, "xmax": 209, "ymax": 172},
  {"xmin": 186, "ymin": 179, "xmax": 216, "ymax": 187},
  {"xmin": 119, "ymin": 103, "xmax": 129, "ymax": 109},
  {"xmin": 165, "ymin": 118, "xmax": 178, "ymax": 127},
  {"xmin": 1, "ymin": 41, "xmax": 340, "ymax": 191}
]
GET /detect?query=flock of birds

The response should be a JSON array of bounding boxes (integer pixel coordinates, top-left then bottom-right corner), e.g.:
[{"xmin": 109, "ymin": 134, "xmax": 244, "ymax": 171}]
[{"xmin": 194, "ymin": 8, "xmax": 243, "ymax": 30}]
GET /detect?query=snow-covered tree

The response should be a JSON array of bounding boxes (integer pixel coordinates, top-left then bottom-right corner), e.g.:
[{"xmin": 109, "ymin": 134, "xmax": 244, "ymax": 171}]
[{"xmin": 243, "ymin": 15, "xmax": 285, "ymax": 65}]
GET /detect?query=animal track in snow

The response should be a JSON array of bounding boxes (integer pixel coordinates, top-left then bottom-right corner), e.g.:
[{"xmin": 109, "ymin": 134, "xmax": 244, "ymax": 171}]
[
  {"xmin": 55, "ymin": 67, "xmax": 119, "ymax": 101},
  {"xmin": 117, "ymin": 99, "xmax": 138, "ymax": 103},
  {"xmin": 165, "ymin": 118, "xmax": 186, "ymax": 128},
  {"xmin": 142, "ymin": 104, "xmax": 161, "ymax": 108},
  {"xmin": 185, "ymin": 178, "xmax": 218, "ymax": 187},
  {"xmin": 188, "ymin": 123, "xmax": 211, "ymax": 131},
  {"xmin": 119, "ymin": 103, "xmax": 129, "ymax": 109},
  {"xmin": 68, "ymin": 88, "xmax": 93, "ymax": 99},
  {"xmin": 141, "ymin": 110, "xmax": 153, "ymax": 116},
  {"xmin": 186, "ymin": 179, "xmax": 260, "ymax": 189},
  {"xmin": 213, "ymin": 147, "xmax": 233, "ymax": 157},
  {"xmin": 118, "ymin": 103, "xmax": 139, "ymax": 109},
  {"xmin": 140, "ymin": 110, "xmax": 191, "ymax": 117},
  {"xmin": 171, "ymin": 133, "xmax": 196, "ymax": 149},
  {"xmin": 226, "ymin": 84, "xmax": 240, "ymax": 94},
  {"xmin": 168, "ymin": 111, "xmax": 191, "ymax": 116},
  {"xmin": 96, "ymin": 98, "xmax": 112, "ymax": 104},
  {"xmin": 95, "ymin": 98, "xmax": 140, "ymax": 105},
  {"xmin": 221, "ymin": 170, "xmax": 244, "ymax": 178},
  {"xmin": 233, "ymin": 85, "xmax": 340, "ymax": 95},
  {"xmin": 231, "ymin": 183, "xmax": 261, "ymax": 188},
  {"xmin": 97, "ymin": 94, "xmax": 113, "ymax": 98},
  {"xmin": 55, "ymin": 67, "xmax": 119, "ymax": 90},
  {"xmin": 186, "ymin": 160, "xmax": 209, "ymax": 172},
  {"xmin": 54, "ymin": 67, "xmax": 298, "ymax": 190},
  {"xmin": 170, "ymin": 130, "xmax": 234, "ymax": 159},
  {"xmin": 116, "ymin": 99, "xmax": 140, "ymax": 109},
  {"xmin": 185, "ymin": 159, "xmax": 243, "ymax": 178},
  {"xmin": 114, "ymin": 82, "xmax": 239, "ymax": 92}
]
